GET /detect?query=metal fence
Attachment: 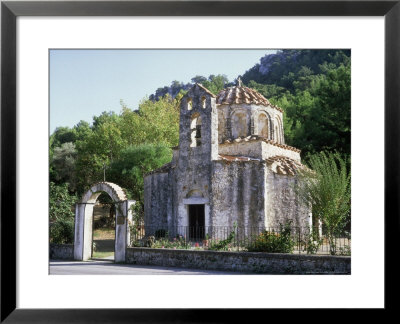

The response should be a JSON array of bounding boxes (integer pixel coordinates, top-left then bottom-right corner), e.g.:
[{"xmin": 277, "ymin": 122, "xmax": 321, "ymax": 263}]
[{"xmin": 129, "ymin": 224, "xmax": 351, "ymax": 256}]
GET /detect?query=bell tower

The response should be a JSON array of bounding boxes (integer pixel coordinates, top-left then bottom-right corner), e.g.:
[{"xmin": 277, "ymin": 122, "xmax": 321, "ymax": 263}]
[
  {"xmin": 178, "ymin": 83, "xmax": 218, "ymax": 162},
  {"xmin": 174, "ymin": 83, "xmax": 218, "ymax": 229}
]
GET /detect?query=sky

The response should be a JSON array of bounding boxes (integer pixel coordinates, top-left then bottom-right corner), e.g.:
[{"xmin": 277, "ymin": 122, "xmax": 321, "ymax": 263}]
[{"xmin": 50, "ymin": 49, "xmax": 277, "ymax": 133}]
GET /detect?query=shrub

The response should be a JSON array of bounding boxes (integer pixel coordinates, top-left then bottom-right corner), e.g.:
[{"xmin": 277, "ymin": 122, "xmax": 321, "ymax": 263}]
[
  {"xmin": 338, "ymin": 245, "xmax": 351, "ymax": 256},
  {"xmin": 295, "ymin": 151, "xmax": 351, "ymax": 255},
  {"xmin": 208, "ymin": 223, "xmax": 237, "ymax": 251},
  {"xmin": 49, "ymin": 182, "xmax": 76, "ymax": 244},
  {"xmin": 247, "ymin": 222, "xmax": 295, "ymax": 253},
  {"xmin": 150, "ymin": 234, "xmax": 188, "ymax": 250},
  {"xmin": 50, "ymin": 218, "xmax": 74, "ymax": 244},
  {"xmin": 302, "ymin": 232, "xmax": 323, "ymax": 254}
]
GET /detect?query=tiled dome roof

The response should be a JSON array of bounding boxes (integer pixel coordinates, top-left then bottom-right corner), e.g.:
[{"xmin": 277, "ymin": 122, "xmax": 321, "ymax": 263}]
[
  {"xmin": 217, "ymin": 85, "xmax": 270, "ymax": 106},
  {"xmin": 266, "ymin": 156, "xmax": 305, "ymax": 176},
  {"xmin": 216, "ymin": 78, "xmax": 283, "ymax": 112}
]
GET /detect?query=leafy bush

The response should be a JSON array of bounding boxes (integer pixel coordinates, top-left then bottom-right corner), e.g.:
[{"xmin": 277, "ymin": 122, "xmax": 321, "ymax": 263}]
[
  {"xmin": 151, "ymin": 235, "xmax": 189, "ymax": 249},
  {"xmin": 338, "ymin": 245, "xmax": 351, "ymax": 256},
  {"xmin": 50, "ymin": 218, "xmax": 74, "ymax": 244},
  {"xmin": 130, "ymin": 201, "xmax": 144, "ymax": 224},
  {"xmin": 247, "ymin": 223, "xmax": 295, "ymax": 253},
  {"xmin": 49, "ymin": 182, "xmax": 76, "ymax": 244},
  {"xmin": 302, "ymin": 231, "xmax": 323, "ymax": 254},
  {"xmin": 49, "ymin": 182, "xmax": 76, "ymax": 222},
  {"xmin": 296, "ymin": 152, "xmax": 351, "ymax": 255},
  {"xmin": 208, "ymin": 223, "xmax": 237, "ymax": 251}
]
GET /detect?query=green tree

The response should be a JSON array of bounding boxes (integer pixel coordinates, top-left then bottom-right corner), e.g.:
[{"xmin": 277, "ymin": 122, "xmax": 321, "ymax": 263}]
[
  {"xmin": 75, "ymin": 120, "xmax": 126, "ymax": 194},
  {"xmin": 92, "ymin": 111, "xmax": 121, "ymax": 131},
  {"xmin": 266, "ymin": 63, "xmax": 350, "ymax": 157},
  {"xmin": 202, "ymin": 74, "xmax": 229, "ymax": 95},
  {"xmin": 49, "ymin": 182, "xmax": 77, "ymax": 244},
  {"xmin": 247, "ymin": 80, "xmax": 286, "ymax": 98},
  {"xmin": 50, "ymin": 126, "xmax": 77, "ymax": 147},
  {"xmin": 108, "ymin": 143, "xmax": 172, "ymax": 204},
  {"xmin": 295, "ymin": 152, "xmax": 351, "ymax": 255},
  {"xmin": 120, "ymin": 95, "xmax": 180, "ymax": 147},
  {"xmin": 73, "ymin": 120, "xmax": 92, "ymax": 142},
  {"xmin": 50, "ymin": 142, "xmax": 78, "ymax": 190},
  {"xmin": 191, "ymin": 75, "xmax": 207, "ymax": 84},
  {"xmin": 307, "ymin": 64, "xmax": 351, "ymax": 155}
]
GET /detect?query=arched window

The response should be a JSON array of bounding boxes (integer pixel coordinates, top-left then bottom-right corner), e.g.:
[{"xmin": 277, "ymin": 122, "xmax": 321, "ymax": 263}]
[
  {"xmin": 187, "ymin": 98, "xmax": 193, "ymax": 110},
  {"xmin": 190, "ymin": 113, "xmax": 202, "ymax": 147},
  {"xmin": 258, "ymin": 113, "xmax": 269, "ymax": 138},
  {"xmin": 201, "ymin": 96, "xmax": 206, "ymax": 109},
  {"xmin": 186, "ymin": 189, "xmax": 204, "ymax": 198},
  {"xmin": 231, "ymin": 112, "xmax": 248, "ymax": 138}
]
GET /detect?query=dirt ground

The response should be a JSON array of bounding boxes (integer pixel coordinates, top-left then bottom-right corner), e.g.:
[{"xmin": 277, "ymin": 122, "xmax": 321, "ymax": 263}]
[{"xmin": 92, "ymin": 204, "xmax": 115, "ymax": 259}]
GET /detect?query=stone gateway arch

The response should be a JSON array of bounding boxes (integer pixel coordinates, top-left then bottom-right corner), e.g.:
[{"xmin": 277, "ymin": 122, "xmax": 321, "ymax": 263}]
[{"xmin": 74, "ymin": 182, "xmax": 135, "ymax": 262}]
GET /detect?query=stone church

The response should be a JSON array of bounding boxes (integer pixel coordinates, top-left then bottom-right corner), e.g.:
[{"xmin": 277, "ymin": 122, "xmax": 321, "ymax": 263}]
[{"xmin": 144, "ymin": 80, "xmax": 311, "ymax": 238}]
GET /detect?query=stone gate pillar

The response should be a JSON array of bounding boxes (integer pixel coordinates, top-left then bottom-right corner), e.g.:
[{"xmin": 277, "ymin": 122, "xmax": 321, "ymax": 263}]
[
  {"xmin": 114, "ymin": 200, "xmax": 135, "ymax": 263},
  {"xmin": 73, "ymin": 182, "xmax": 135, "ymax": 262}
]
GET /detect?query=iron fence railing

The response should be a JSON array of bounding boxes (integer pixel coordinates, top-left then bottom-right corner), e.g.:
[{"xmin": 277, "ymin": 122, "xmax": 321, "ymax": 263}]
[{"xmin": 129, "ymin": 224, "xmax": 351, "ymax": 256}]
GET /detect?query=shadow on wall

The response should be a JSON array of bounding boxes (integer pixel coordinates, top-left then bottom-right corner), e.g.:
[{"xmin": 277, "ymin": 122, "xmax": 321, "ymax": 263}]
[{"xmin": 93, "ymin": 239, "xmax": 115, "ymax": 252}]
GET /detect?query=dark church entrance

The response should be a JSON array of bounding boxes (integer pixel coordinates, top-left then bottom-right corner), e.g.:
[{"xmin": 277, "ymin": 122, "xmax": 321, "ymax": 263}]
[{"xmin": 188, "ymin": 204, "xmax": 205, "ymax": 240}]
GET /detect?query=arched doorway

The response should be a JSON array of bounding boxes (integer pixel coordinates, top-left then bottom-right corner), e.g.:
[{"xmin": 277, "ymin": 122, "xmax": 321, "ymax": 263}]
[{"xmin": 74, "ymin": 182, "xmax": 135, "ymax": 262}]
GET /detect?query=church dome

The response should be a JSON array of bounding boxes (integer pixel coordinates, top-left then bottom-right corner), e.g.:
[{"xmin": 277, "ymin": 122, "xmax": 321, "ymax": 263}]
[
  {"xmin": 216, "ymin": 78, "xmax": 283, "ymax": 113},
  {"xmin": 216, "ymin": 78, "xmax": 271, "ymax": 106}
]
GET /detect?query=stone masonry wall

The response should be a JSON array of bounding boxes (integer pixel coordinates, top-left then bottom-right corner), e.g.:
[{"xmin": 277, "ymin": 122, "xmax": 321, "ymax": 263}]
[
  {"xmin": 211, "ymin": 160, "xmax": 265, "ymax": 229},
  {"xmin": 126, "ymin": 248, "xmax": 351, "ymax": 274},
  {"xmin": 218, "ymin": 140, "xmax": 300, "ymax": 161},
  {"xmin": 144, "ymin": 172, "xmax": 172, "ymax": 229},
  {"xmin": 218, "ymin": 140, "xmax": 263, "ymax": 159},
  {"xmin": 174, "ymin": 85, "xmax": 218, "ymax": 227},
  {"xmin": 50, "ymin": 244, "xmax": 74, "ymax": 260},
  {"xmin": 265, "ymin": 169, "xmax": 310, "ymax": 229}
]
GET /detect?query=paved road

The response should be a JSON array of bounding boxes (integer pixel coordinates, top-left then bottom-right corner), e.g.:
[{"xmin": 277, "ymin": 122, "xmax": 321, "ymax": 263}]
[{"xmin": 49, "ymin": 260, "xmax": 247, "ymax": 275}]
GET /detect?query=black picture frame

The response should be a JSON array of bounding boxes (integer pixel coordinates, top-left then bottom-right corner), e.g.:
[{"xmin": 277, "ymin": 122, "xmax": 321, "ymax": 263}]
[{"xmin": 1, "ymin": 0, "xmax": 398, "ymax": 322}]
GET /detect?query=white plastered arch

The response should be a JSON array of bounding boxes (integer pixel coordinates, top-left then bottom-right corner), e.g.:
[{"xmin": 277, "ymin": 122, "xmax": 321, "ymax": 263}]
[{"xmin": 74, "ymin": 182, "xmax": 135, "ymax": 262}]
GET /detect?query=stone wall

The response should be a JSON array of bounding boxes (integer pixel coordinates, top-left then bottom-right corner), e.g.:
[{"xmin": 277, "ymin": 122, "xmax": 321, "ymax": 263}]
[
  {"xmin": 50, "ymin": 244, "xmax": 74, "ymax": 260},
  {"xmin": 211, "ymin": 160, "xmax": 265, "ymax": 228},
  {"xmin": 126, "ymin": 248, "xmax": 351, "ymax": 274},
  {"xmin": 174, "ymin": 85, "xmax": 218, "ymax": 227},
  {"xmin": 144, "ymin": 171, "xmax": 172, "ymax": 229},
  {"xmin": 218, "ymin": 140, "xmax": 300, "ymax": 161},
  {"xmin": 265, "ymin": 169, "xmax": 311, "ymax": 229},
  {"xmin": 218, "ymin": 140, "xmax": 263, "ymax": 159}
]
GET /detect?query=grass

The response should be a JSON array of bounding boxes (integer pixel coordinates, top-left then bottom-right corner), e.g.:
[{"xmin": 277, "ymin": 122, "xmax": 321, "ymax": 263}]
[
  {"xmin": 90, "ymin": 205, "xmax": 117, "ymax": 259},
  {"xmin": 93, "ymin": 228, "xmax": 115, "ymax": 239},
  {"xmin": 92, "ymin": 251, "xmax": 114, "ymax": 259}
]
